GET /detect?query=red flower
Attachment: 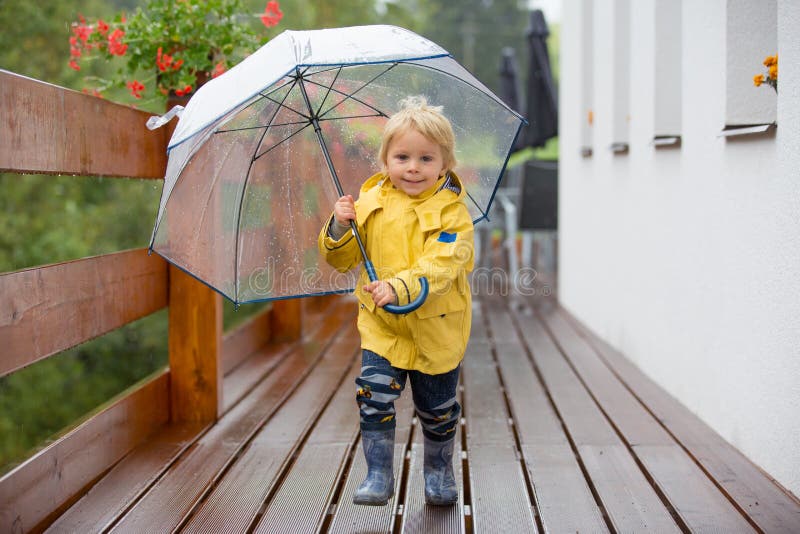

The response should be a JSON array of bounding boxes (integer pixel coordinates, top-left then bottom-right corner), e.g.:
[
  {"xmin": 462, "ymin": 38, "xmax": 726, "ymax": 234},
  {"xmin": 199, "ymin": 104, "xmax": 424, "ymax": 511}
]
[
  {"xmin": 97, "ymin": 19, "xmax": 109, "ymax": 36},
  {"xmin": 260, "ymin": 1, "xmax": 283, "ymax": 27},
  {"xmin": 72, "ymin": 23, "xmax": 93, "ymax": 43},
  {"xmin": 82, "ymin": 88, "xmax": 104, "ymax": 98},
  {"xmin": 211, "ymin": 61, "xmax": 227, "ymax": 78},
  {"xmin": 69, "ymin": 59, "xmax": 81, "ymax": 71},
  {"xmin": 174, "ymin": 84, "xmax": 193, "ymax": 97},
  {"xmin": 156, "ymin": 47, "xmax": 183, "ymax": 72},
  {"xmin": 70, "ymin": 46, "xmax": 82, "ymax": 58},
  {"xmin": 126, "ymin": 79, "xmax": 145, "ymax": 99},
  {"xmin": 108, "ymin": 28, "xmax": 127, "ymax": 56}
]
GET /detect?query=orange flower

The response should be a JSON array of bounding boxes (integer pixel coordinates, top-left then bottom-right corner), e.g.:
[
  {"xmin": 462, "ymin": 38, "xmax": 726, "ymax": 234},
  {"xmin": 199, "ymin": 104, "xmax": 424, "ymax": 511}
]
[
  {"xmin": 753, "ymin": 74, "xmax": 764, "ymax": 87},
  {"xmin": 768, "ymin": 64, "xmax": 777, "ymax": 80},
  {"xmin": 763, "ymin": 55, "xmax": 777, "ymax": 67}
]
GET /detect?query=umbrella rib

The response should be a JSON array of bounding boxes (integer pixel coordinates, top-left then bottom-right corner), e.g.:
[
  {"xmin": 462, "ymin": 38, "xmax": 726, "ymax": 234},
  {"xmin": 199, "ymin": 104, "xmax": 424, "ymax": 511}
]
[
  {"xmin": 303, "ymin": 65, "xmax": 343, "ymax": 77},
  {"xmin": 260, "ymin": 78, "xmax": 295, "ymax": 99},
  {"xmin": 318, "ymin": 113, "xmax": 384, "ymax": 122},
  {"xmin": 261, "ymin": 94, "xmax": 310, "ymax": 121},
  {"xmin": 464, "ymin": 187, "xmax": 485, "ymax": 218},
  {"xmin": 253, "ymin": 123, "xmax": 313, "ymax": 161},
  {"xmin": 314, "ymin": 67, "xmax": 343, "ymax": 117},
  {"xmin": 318, "ymin": 63, "xmax": 397, "ymax": 119},
  {"xmin": 215, "ymin": 120, "xmax": 310, "ymax": 134},
  {"xmin": 305, "ymin": 78, "xmax": 388, "ymax": 119}
]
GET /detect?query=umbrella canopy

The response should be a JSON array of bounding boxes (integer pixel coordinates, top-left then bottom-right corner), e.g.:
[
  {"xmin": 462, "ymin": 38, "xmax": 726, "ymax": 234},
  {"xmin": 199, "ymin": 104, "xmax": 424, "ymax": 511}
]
[
  {"xmin": 523, "ymin": 10, "xmax": 558, "ymax": 148},
  {"xmin": 149, "ymin": 25, "xmax": 525, "ymax": 305}
]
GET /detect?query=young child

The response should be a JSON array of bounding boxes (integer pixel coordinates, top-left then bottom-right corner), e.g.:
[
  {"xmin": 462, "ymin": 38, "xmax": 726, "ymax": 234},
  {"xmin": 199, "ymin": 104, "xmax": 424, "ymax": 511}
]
[{"xmin": 318, "ymin": 96, "xmax": 474, "ymax": 506}]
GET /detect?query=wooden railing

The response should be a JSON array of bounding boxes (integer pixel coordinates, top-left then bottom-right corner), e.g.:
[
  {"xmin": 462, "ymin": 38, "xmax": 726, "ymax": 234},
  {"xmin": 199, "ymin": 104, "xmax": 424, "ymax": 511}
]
[{"xmin": 0, "ymin": 70, "xmax": 302, "ymax": 531}]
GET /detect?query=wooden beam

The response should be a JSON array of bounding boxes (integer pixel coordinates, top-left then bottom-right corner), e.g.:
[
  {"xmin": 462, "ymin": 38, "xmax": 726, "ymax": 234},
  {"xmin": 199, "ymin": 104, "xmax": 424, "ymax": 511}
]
[
  {"xmin": 0, "ymin": 249, "xmax": 168, "ymax": 378},
  {"xmin": 222, "ymin": 307, "xmax": 272, "ymax": 375},
  {"xmin": 0, "ymin": 370, "xmax": 170, "ymax": 533},
  {"xmin": 269, "ymin": 299, "xmax": 302, "ymax": 342},
  {"xmin": 0, "ymin": 70, "xmax": 167, "ymax": 178},
  {"xmin": 168, "ymin": 265, "xmax": 222, "ymax": 423}
]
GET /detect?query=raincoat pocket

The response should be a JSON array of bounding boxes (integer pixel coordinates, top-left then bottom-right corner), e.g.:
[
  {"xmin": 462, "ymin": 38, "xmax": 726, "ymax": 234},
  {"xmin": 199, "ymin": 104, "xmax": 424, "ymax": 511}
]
[{"xmin": 411, "ymin": 296, "xmax": 467, "ymax": 358}]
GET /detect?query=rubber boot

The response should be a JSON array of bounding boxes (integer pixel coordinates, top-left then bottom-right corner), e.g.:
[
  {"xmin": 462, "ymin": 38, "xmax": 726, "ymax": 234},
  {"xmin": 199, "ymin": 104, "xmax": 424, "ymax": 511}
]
[
  {"xmin": 424, "ymin": 436, "xmax": 458, "ymax": 505},
  {"xmin": 353, "ymin": 428, "xmax": 395, "ymax": 505}
]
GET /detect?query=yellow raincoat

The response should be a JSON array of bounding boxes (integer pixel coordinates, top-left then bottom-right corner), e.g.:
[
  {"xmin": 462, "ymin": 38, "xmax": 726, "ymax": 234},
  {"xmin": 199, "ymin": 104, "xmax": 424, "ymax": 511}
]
[{"xmin": 318, "ymin": 171, "xmax": 474, "ymax": 374}]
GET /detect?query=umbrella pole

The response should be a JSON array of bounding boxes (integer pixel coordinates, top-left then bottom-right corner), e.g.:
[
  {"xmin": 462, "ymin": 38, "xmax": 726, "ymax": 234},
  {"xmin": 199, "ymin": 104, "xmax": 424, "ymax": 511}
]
[
  {"xmin": 296, "ymin": 73, "xmax": 377, "ymax": 282},
  {"xmin": 296, "ymin": 70, "xmax": 428, "ymax": 314}
]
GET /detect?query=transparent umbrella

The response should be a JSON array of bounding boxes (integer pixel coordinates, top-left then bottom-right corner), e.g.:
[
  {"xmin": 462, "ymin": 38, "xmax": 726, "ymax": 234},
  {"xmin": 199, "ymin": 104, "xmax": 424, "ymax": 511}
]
[{"xmin": 148, "ymin": 25, "xmax": 525, "ymax": 308}]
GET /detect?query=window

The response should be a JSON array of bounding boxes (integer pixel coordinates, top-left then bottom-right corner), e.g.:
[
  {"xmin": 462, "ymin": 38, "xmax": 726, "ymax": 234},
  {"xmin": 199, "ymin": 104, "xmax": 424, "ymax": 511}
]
[
  {"xmin": 723, "ymin": 0, "xmax": 777, "ymax": 135},
  {"xmin": 580, "ymin": 0, "xmax": 594, "ymax": 157},
  {"xmin": 611, "ymin": 0, "xmax": 631, "ymax": 154},
  {"xmin": 653, "ymin": 0, "xmax": 682, "ymax": 147}
]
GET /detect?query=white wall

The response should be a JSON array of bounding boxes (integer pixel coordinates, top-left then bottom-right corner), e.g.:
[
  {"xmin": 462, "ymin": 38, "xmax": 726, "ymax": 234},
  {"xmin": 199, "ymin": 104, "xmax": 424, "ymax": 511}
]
[{"xmin": 559, "ymin": 0, "xmax": 800, "ymax": 497}]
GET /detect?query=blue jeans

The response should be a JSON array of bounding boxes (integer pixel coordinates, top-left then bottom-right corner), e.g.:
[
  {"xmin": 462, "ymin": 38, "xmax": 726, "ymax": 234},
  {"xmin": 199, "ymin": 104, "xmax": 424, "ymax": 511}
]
[{"xmin": 356, "ymin": 349, "xmax": 461, "ymax": 442}]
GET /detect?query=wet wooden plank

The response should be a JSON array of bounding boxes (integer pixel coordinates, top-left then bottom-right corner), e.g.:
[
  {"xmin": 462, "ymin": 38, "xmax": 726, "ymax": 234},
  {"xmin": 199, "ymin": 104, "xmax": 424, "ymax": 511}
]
[
  {"xmin": 513, "ymin": 306, "xmax": 680, "ymax": 533},
  {"xmin": 221, "ymin": 341, "xmax": 292, "ymax": 415},
  {"xmin": 564, "ymin": 309, "xmax": 800, "ymax": 533},
  {"xmin": 635, "ymin": 444, "xmax": 758, "ymax": 533},
  {"xmin": 0, "ymin": 249, "xmax": 168, "ymax": 378},
  {"xmin": 182, "ymin": 324, "xmax": 360, "ymax": 532},
  {"xmin": 484, "ymin": 303, "xmax": 607, "ymax": 532},
  {"xmin": 328, "ymin": 393, "xmax": 415, "ymax": 533},
  {"xmin": 45, "ymin": 422, "xmax": 206, "ymax": 534},
  {"xmin": 401, "ymin": 413, "xmax": 465, "ymax": 533},
  {"xmin": 0, "ymin": 70, "xmax": 167, "ymax": 178},
  {"xmin": 109, "ymin": 302, "xmax": 354, "ymax": 533},
  {"xmin": 540, "ymin": 307, "xmax": 756, "ymax": 532},
  {"xmin": 463, "ymin": 305, "xmax": 538, "ymax": 533},
  {"xmin": 0, "ymin": 371, "xmax": 169, "ymax": 533},
  {"xmin": 253, "ymin": 360, "xmax": 361, "ymax": 533},
  {"xmin": 221, "ymin": 297, "xmax": 339, "ymax": 414}
]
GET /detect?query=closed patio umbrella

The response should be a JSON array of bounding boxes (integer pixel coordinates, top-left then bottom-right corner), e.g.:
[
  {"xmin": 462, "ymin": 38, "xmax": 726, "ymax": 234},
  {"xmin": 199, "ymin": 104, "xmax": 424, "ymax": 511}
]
[
  {"xmin": 499, "ymin": 46, "xmax": 525, "ymax": 151},
  {"xmin": 523, "ymin": 9, "xmax": 558, "ymax": 148}
]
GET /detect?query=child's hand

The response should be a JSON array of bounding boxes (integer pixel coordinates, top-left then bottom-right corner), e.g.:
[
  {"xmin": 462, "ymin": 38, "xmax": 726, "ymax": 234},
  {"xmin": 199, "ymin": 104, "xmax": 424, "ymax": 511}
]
[
  {"xmin": 334, "ymin": 195, "xmax": 355, "ymax": 227},
  {"xmin": 364, "ymin": 280, "xmax": 398, "ymax": 308}
]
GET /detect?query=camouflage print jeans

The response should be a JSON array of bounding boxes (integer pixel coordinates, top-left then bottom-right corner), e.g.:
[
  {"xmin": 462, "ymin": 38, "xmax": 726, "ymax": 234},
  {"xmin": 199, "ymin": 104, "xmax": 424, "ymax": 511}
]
[{"xmin": 356, "ymin": 349, "xmax": 461, "ymax": 442}]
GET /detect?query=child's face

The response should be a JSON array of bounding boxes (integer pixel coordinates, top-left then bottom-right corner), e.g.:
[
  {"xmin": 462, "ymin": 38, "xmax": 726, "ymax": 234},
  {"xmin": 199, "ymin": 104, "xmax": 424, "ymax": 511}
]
[{"xmin": 384, "ymin": 128, "xmax": 446, "ymax": 197}]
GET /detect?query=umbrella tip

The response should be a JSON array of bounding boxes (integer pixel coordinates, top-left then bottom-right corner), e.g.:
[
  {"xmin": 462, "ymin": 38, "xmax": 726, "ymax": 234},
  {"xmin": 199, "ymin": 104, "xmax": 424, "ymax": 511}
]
[{"xmin": 527, "ymin": 9, "xmax": 549, "ymax": 37}]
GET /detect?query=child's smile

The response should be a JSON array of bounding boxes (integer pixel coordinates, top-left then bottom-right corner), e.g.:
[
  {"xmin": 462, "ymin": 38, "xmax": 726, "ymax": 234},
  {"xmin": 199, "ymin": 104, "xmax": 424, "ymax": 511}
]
[{"xmin": 385, "ymin": 129, "xmax": 446, "ymax": 197}]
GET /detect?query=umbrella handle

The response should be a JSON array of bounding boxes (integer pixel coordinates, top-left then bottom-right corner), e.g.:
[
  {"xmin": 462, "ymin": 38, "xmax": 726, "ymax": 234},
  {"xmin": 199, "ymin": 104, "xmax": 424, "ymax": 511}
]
[{"xmin": 383, "ymin": 277, "xmax": 429, "ymax": 315}]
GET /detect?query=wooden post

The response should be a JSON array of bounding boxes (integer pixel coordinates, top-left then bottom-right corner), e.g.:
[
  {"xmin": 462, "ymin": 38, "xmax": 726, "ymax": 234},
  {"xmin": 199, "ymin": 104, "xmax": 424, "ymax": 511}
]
[
  {"xmin": 168, "ymin": 265, "xmax": 222, "ymax": 423},
  {"xmin": 269, "ymin": 299, "xmax": 302, "ymax": 342}
]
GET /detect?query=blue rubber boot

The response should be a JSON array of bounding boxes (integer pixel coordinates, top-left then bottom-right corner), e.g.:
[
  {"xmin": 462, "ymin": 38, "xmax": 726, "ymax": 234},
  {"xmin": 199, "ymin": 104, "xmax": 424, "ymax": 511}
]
[
  {"xmin": 424, "ymin": 436, "xmax": 458, "ymax": 505},
  {"xmin": 353, "ymin": 428, "xmax": 395, "ymax": 505}
]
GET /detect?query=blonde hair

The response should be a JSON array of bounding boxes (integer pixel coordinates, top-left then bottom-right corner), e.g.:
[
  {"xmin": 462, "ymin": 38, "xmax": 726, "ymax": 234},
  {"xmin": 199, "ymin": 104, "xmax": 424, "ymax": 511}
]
[{"xmin": 379, "ymin": 96, "xmax": 457, "ymax": 173}]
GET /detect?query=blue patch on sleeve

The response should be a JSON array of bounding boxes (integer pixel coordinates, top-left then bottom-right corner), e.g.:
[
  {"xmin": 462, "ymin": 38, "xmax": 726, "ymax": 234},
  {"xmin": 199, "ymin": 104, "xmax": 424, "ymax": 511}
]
[{"xmin": 438, "ymin": 231, "xmax": 457, "ymax": 243}]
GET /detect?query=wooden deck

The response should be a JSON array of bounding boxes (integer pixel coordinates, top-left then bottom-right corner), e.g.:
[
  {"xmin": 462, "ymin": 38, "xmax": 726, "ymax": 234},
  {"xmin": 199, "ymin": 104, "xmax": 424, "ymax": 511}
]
[
  {"xmin": 4, "ymin": 69, "xmax": 799, "ymax": 534},
  {"xmin": 34, "ymin": 294, "xmax": 799, "ymax": 533}
]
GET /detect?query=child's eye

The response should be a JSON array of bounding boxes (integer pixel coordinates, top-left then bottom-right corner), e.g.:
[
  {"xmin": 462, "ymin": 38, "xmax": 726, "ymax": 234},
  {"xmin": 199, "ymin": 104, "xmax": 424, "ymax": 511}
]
[
  {"xmin": 394, "ymin": 154, "xmax": 408, "ymax": 161},
  {"xmin": 421, "ymin": 156, "xmax": 433, "ymax": 162}
]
